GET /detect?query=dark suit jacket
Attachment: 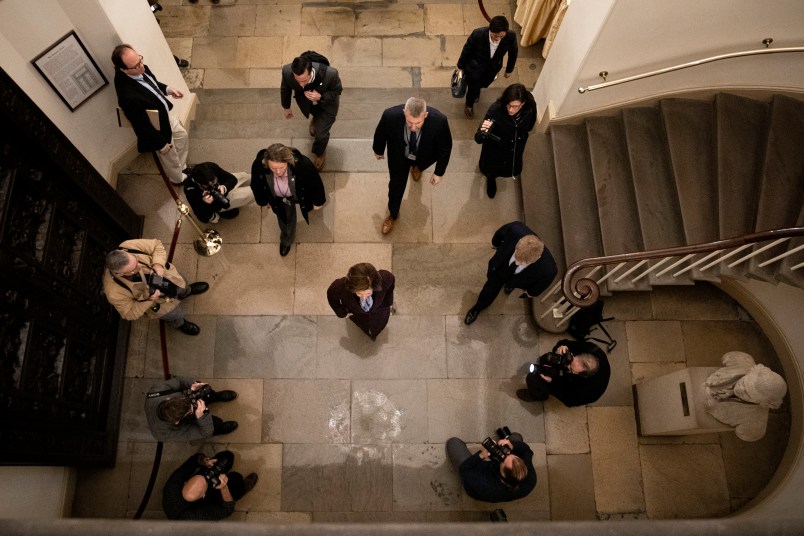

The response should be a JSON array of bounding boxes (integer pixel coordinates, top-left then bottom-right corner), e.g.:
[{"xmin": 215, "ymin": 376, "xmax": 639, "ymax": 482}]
[
  {"xmin": 458, "ymin": 27, "xmax": 518, "ymax": 88},
  {"xmin": 327, "ymin": 270, "xmax": 395, "ymax": 338},
  {"xmin": 250, "ymin": 148, "xmax": 326, "ymax": 224},
  {"xmin": 114, "ymin": 66, "xmax": 173, "ymax": 153},
  {"xmin": 547, "ymin": 339, "xmax": 611, "ymax": 407},
  {"xmin": 372, "ymin": 105, "xmax": 453, "ymax": 177},
  {"xmin": 280, "ymin": 63, "xmax": 342, "ymax": 118},
  {"xmin": 183, "ymin": 163, "xmax": 238, "ymax": 223},
  {"xmin": 488, "ymin": 221, "xmax": 558, "ymax": 297}
]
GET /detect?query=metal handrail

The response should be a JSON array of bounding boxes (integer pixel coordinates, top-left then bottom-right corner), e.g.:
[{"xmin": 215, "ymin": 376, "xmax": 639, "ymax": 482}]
[
  {"xmin": 578, "ymin": 43, "xmax": 804, "ymax": 94},
  {"xmin": 562, "ymin": 227, "xmax": 804, "ymax": 307}
]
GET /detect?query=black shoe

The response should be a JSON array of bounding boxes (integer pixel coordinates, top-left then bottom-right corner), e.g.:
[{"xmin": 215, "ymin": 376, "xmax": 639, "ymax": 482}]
[
  {"xmin": 216, "ymin": 421, "xmax": 238, "ymax": 435},
  {"xmin": 464, "ymin": 309, "xmax": 479, "ymax": 325},
  {"xmin": 177, "ymin": 321, "xmax": 200, "ymax": 336},
  {"xmin": 504, "ymin": 285, "xmax": 514, "ymax": 295},
  {"xmin": 486, "ymin": 177, "xmax": 497, "ymax": 199},
  {"xmin": 219, "ymin": 208, "xmax": 240, "ymax": 220},
  {"xmin": 175, "ymin": 58, "xmax": 190, "ymax": 69},
  {"xmin": 280, "ymin": 244, "xmax": 291, "ymax": 256},
  {"xmin": 209, "ymin": 390, "xmax": 238, "ymax": 404},
  {"xmin": 189, "ymin": 282, "xmax": 209, "ymax": 296},
  {"xmin": 182, "ymin": 165, "xmax": 194, "ymax": 177},
  {"xmin": 243, "ymin": 473, "xmax": 259, "ymax": 494}
]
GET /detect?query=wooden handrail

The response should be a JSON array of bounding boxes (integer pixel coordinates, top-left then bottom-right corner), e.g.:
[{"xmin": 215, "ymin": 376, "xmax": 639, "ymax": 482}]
[{"xmin": 562, "ymin": 227, "xmax": 804, "ymax": 307}]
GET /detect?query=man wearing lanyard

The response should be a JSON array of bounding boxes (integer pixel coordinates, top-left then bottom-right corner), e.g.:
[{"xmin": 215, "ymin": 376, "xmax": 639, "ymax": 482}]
[{"xmin": 112, "ymin": 44, "xmax": 189, "ymax": 185}]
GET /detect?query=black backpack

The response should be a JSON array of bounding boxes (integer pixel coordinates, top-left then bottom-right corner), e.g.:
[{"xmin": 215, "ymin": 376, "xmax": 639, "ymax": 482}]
[
  {"xmin": 300, "ymin": 50, "xmax": 330, "ymax": 66},
  {"xmin": 568, "ymin": 300, "xmax": 617, "ymax": 352}
]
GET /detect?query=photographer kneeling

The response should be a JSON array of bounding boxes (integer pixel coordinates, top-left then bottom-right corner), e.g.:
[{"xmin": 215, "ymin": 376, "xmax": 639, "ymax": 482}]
[
  {"xmin": 183, "ymin": 162, "xmax": 254, "ymax": 223},
  {"xmin": 145, "ymin": 376, "xmax": 239, "ymax": 443},
  {"xmin": 163, "ymin": 450, "xmax": 258, "ymax": 520},
  {"xmin": 446, "ymin": 428, "xmax": 536, "ymax": 503},
  {"xmin": 517, "ymin": 339, "xmax": 611, "ymax": 407}
]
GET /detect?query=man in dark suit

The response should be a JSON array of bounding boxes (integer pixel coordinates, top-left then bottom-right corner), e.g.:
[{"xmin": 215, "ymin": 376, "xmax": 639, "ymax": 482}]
[
  {"xmin": 372, "ymin": 97, "xmax": 453, "ymax": 235},
  {"xmin": 112, "ymin": 44, "xmax": 188, "ymax": 185},
  {"xmin": 281, "ymin": 54, "xmax": 342, "ymax": 170},
  {"xmin": 465, "ymin": 221, "xmax": 558, "ymax": 325},
  {"xmin": 457, "ymin": 15, "xmax": 518, "ymax": 119}
]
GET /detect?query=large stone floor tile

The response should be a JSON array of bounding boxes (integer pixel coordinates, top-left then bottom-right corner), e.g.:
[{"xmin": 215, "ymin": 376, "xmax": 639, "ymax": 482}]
[
  {"xmin": 118, "ymin": 378, "xmax": 157, "ymax": 443},
  {"xmin": 441, "ymin": 35, "xmax": 466, "ymax": 68},
  {"xmin": 547, "ymin": 454, "xmax": 597, "ymax": 520},
  {"xmin": 125, "ymin": 319, "xmax": 150, "ymax": 379},
  {"xmin": 203, "ymin": 68, "xmax": 250, "ymax": 89},
  {"xmin": 602, "ymin": 290, "xmax": 654, "ymax": 320},
  {"xmin": 208, "ymin": 4, "xmax": 256, "ymax": 36},
  {"xmin": 193, "ymin": 244, "xmax": 296, "ymax": 315},
  {"xmin": 431, "ymin": 172, "xmax": 523, "ymax": 244},
  {"xmin": 630, "ymin": 362, "xmax": 686, "ymax": 385},
  {"xmin": 259, "ymin": 174, "xmax": 336, "ymax": 246},
  {"xmin": 301, "ymin": 7, "xmax": 356, "ymax": 36},
  {"xmin": 544, "ymin": 397, "xmax": 589, "ymax": 454},
  {"xmin": 588, "ymin": 406, "xmax": 645, "ymax": 514},
  {"xmin": 73, "ymin": 441, "xmax": 135, "ymax": 518},
  {"xmin": 462, "ymin": 3, "xmax": 512, "ymax": 34},
  {"xmin": 349, "ymin": 445, "xmax": 394, "ymax": 511},
  {"xmin": 246, "ymin": 512, "xmax": 312, "ymax": 523},
  {"xmin": 248, "ymin": 68, "xmax": 284, "ymax": 88},
  {"xmin": 189, "ymin": 138, "xmax": 289, "ymax": 173},
  {"xmin": 331, "ymin": 37, "xmax": 383, "ymax": 66},
  {"xmin": 323, "ymin": 140, "xmax": 388, "ymax": 173},
  {"xmin": 625, "ymin": 320, "xmax": 685, "ymax": 363},
  {"xmin": 681, "ymin": 319, "xmax": 776, "ymax": 369},
  {"xmin": 158, "ymin": 4, "xmax": 210, "ymax": 38},
  {"xmin": 281, "ymin": 36, "xmax": 332, "ymax": 65},
  {"xmin": 356, "ymin": 5, "xmax": 424, "ymax": 36},
  {"xmin": 651, "ymin": 282, "xmax": 741, "ymax": 320},
  {"xmin": 590, "ymin": 321, "xmax": 634, "ymax": 407},
  {"xmin": 393, "ymin": 243, "xmax": 498, "ymax": 316},
  {"xmin": 640, "ymin": 444, "xmax": 729, "ymax": 518},
  {"xmin": 143, "ymin": 315, "xmax": 216, "ymax": 379},
  {"xmin": 213, "ymin": 315, "xmax": 317, "ymax": 379},
  {"xmin": 427, "ymin": 379, "xmax": 546, "ymax": 443},
  {"xmin": 333, "ymin": 173, "xmax": 432, "ymax": 243},
  {"xmin": 236, "ymin": 37, "xmax": 285, "ymax": 68},
  {"xmin": 315, "ymin": 315, "xmax": 447, "ymax": 379},
  {"xmin": 254, "ymin": 5, "xmax": 300, "ymax": 37},
  {"xmin": 228, "ymin": 443, "xmax": 283, "ymax": 512},
  {"xmin": 191, "ymin": 36, "xmax": 238, "ymax": 68},
  {"xmin": 314, "ymin": 512, "xmax": 426, "ymax": 523},
  {"xmin": 127, "ymin": 442, "xmax": 198, "ymax": 513},
  {"xmin": 425, "ymin": 5, "xmax": 467, "ymax": 35},
  {"xmin": 449, "ymin": 140, "xmax": 486, "ymax": 173},
  {"xmin": 392, "ymin": 444, "xmax": 463, "ymax": 511},
  {"xmin": 337, "ymin": 66, "xmax": 414, "ymax": 88},
  {"xmin": 351, "ymin": 380, "xmax": 428, "ymax": 444},
  {"xmin": 192, "ymin": 202, "xmax": 262, "ymax": 244},
  {"xmin": 294, "ymin": 242, "xmax": 393, "ymax": 315},
  {"xmin": 262, "ymin": 379, "xmax": 351, "ymax": 443},
  {"xmin": 203, "ymin": 378, "xmax": 264, "ymax": 444},
  {"xmin": 445, "ymin": 314, "xmax": 538, "ymax": 378},
  {"xmin": 382, "ymin": 37, "xmax": 442, "ymax": 67}
]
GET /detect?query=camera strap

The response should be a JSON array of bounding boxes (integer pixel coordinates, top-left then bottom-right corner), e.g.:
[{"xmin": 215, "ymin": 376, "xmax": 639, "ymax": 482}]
[{"xmin": 145, "ymin": 388, "xmax": 182, "ymax": 399}]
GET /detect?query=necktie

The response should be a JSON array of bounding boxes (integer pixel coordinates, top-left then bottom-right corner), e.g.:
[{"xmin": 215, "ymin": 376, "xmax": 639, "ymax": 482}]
[{"xmin": 409, "ymin": 131, "xmax": 418, "ymax": 154}]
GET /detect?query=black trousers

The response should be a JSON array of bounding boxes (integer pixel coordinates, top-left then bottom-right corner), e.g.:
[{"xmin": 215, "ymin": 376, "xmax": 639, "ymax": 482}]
[
  {"xmin": 472, "ymin": 264, "xmax": 519, "ymax": 312},
  {"xmin": 310, "ymin": 107, "xmax": 336, "ymax": 156},
  {"xmin": 525, "ymin": 373, "xmax": 550, "ymax": 401},
  {"xmin": 387, "ymin": 159, "xmax": 415, "ymax": 220},
  {"xmin": 207, "ymin": 450, "xmax": 246, "ymax": 501}
]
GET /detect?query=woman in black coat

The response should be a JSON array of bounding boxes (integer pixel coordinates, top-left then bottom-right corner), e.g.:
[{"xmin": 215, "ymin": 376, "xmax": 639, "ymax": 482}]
[
  {"xmin": 474, "ymin": 83, "xmax": 537, "ymax": 199},
  {"xmin": 327, "ymin": 263, "xmax": 395, "ymax": 341}
]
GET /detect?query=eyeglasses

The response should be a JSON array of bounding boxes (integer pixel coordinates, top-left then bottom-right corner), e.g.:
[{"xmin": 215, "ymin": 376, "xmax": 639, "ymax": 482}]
[
  {"xmin": 506, "ymin": 102, "xmax": 523, "ymax": 110},
  {"xmin": 124, "ymin": 55, "xmax": 144, "ymax": 71}
]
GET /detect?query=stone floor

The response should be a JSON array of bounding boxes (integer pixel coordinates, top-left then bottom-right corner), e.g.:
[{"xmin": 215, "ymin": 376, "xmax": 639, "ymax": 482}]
[{"xmin": 71, "ymin": 0, "xmax": 789, "ymax": 523}]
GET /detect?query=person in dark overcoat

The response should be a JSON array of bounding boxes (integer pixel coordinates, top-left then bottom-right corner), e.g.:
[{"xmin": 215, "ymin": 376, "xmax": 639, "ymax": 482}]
[
  {"xmin": 250, "ymin": 143, "xmax": 326, "ymax": 256},
  {"xmin": 457, "ymin": 15, "xmax": 518, "ymax": 119},
  {"xmin": 475, "ymin": 83, "xmax": 537, "ymax": 198},
  {"xmin": 327, "ymin": 263, "xmax": 395, "ymax": 340}
]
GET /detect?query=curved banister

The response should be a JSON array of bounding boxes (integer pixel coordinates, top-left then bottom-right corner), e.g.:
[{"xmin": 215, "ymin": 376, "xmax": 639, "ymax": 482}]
[
  {"xmin": 578, "ymin": 45, "xmax": 804, "ymax": 94},
  {"xmin": 562, "ymin": 227, "xmax": 804, "ymax": 307}
]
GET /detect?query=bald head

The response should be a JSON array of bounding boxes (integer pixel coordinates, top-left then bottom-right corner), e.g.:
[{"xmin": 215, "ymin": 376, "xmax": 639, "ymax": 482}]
[{"xmin": 182, "ymin": 475, "xmax": 207, "ymax": 502}]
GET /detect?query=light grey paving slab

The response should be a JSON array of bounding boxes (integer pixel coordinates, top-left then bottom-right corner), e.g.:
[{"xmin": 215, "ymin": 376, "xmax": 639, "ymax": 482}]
[
  {"xmin": 201, "ymin": 378, "xmax": 264, "ymax": 444},
  {"xmin": 208, "ymin": 4, "xmax": 256, "ymax": 36},
  {"xmin": 590, "ymin": 321, "xmax": 634, "ymax": 407},
  {"xmin": 331, "ymin": 36, "xmax": 383, "ymax": 66},
  {"xmin": 301, "ymin": 6, "xmax": 356, "ymax": 36},
  {"xmin": 229, "ymin": 443, "xmax": 283, "ymax": 513},
  {"xmin": 254, "ymin": 4, "xmax": 301, "ymax": 37},
  {"xmin": 213, "ymin": 315, "xmax": 317, "ymax": 379},
  {"xmin": 351, "ymin": 380, "xmax": 429, "ymax": 444},
  {"xmin": 601, "ymin": 290, "xmax": 654, "ymax": 321},
  {"xmin": 262, "ymin": 379, "xmax": 351, "ymax": 443},
  {"xmin": 392, "ymin": 444, "xmax": 463, "ymax": 511},
  {"xmin": 424, "ymin": 5, "xmax": 467, "ymax": 35},
  {"xmin": 355, "ymin": 5, "xmax": 424, "ymax": 36},
  {"xmin": 197, "ymin": 202, "xmax": 262, "ymax": 244},
  {"xmin": 445, "ymin": 314, "xmax": 538, "ymax": 378},
  {"xmin": 144, "ymin": 315, "xmax": 216, "ymax": 379},
  {"xmin": 348, "ymin": 445, "xmax": 394, "ymax": 511},
  {"xmin": 188, "ymin": 138, "xmax": 293, "ymax": 175},
  {"xmin": 651, "ymin": 283, "xmax": 741, "ymax": 320},
  {"xmin": 259, "ymin": 174, "xmax": 335, "ymax": 246},
  {"xmin": 315, "ymin": 315, "xmax": 447, "ymax": 379},
  {"xmin": 73, "ymin": 441, "xmax": 135, "ymax": 518},
  {"xmin": 427, "ymin": 379, "xmax": 546, "ymax": 443},
  {"xmin": 118, "ymin": 378, "xmax": 157, "ymax": 444},
  {"xmin": 236, "ymin": 37, "xmax": 285, "ymax": 68},
  {"xmin": 547, "ymin": 454, "xmax": 597, "ymax": 520},
  {"xmin": 382, "ymin": 36, "xmax": 442, "ymax": 67},
  {"xmin": 191, "ymin": 36, "xmax": 238, "ymax": 68},
  {"xmin": 544, "ymin": 397, "xmax": 589, "ymax": 455},
  {"xmin": 127, "ymin": 441, "xmax": 198, "ymax": 513},
  {"xmin": 124, "ymin": 319, "xmax": 150, "ymax": 379},
  {"xmin": 681, "ymin": 320, "xmax": 776, "ymax": 369},
  {"xmin": 640, "ymin": 444, "xmax": 730, "ymax": 518},
  {"xmin": 625, "ymin": 321, "xmax": 685, "ymax": 363}
]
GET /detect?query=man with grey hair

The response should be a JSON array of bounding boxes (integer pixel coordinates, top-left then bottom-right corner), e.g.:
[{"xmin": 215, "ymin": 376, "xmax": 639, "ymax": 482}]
[
  {"xmin": 372, "ymin": 97, "xmax": 452, "ymax": 235},
  {"xmin": 102, "ymin": 238, "xmax": 208, "ymax": 335}
]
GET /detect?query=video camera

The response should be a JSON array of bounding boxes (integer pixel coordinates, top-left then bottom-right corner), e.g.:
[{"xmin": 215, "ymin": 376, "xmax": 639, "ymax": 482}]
[
  {"xmin": 481, "ymin": 426, "xmax": 512, "ymax": 465},
  {"xmin": 529, "ymin": 350, "xmax": 573, "ymax": 380}
]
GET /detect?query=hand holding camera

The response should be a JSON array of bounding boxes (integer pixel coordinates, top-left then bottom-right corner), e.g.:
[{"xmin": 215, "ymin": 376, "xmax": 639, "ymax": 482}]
[
  {"xmin": 202, "ymin": 185, "xmax": 230, "ymax": 209},
  {"xmin": 478, "ymin": 119, "xmax": 501, "ymax": 142},
  {"xmin": 529, "ymin": 349, "xmax": 573, "ymax": 381}
]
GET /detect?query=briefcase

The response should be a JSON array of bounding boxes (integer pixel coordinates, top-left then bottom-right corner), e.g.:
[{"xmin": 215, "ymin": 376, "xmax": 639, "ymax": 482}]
[{"xmin": 451, "ymin": 69, "xmax": 467, "ymax": 99}]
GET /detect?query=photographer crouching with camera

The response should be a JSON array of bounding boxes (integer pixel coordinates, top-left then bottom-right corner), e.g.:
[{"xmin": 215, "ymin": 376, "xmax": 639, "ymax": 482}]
[
  {"xmin": 145, "ymin": 376, "xmax": 239, "ymax": 443},
  {"xmin": 103, "ymin": 238, "xmax": 208, "ymax": 336},
  {"xmin": 447, "ymin": 426, "xmax": 536, "ymax": 506},
  {"xmin": 183, "ymin": 162, "xmax": 254, "ymax": 224},
  {"xmin": 517, "ymin": 339, "xmax": 611, "ymax": 407},
  {"xmin": 163, "ymin": 450, "xmax": 258, "ymax": 520}
]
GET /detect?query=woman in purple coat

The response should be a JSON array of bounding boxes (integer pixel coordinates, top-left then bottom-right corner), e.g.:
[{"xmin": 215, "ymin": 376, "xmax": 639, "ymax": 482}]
[{"xmin": 327, "ymin": 263, "xmax": 395, "ymax": 340}]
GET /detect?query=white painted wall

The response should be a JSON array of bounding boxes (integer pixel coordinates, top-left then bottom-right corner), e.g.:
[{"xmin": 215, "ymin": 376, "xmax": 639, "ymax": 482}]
[
  {"xmin": 535, "ymin": 0, "xmax": 804, "ymax": 122},
  {"xmin": 0, "ymin": 0, "xmax": 190, "ymax": 184}
]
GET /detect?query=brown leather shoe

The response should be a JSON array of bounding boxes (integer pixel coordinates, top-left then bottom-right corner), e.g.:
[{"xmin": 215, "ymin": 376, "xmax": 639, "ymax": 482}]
[
  {"xmin": 313, "ymin": 153, "xmax": 326, "ymax": 170},
  {"xmin": 381, "ymin": 216, "xmax": 395, "ymax": 235},
  {"xmin": 243, "ymin": 473, "xmax": 259, "ymax": 494},
  {"xmin": 410, "ymin": 166, "xmax": 421, "ymax": 182},
  {"xmin": 464, "ymin": 106, "xmax": 473, "ymax": 119},
  {"xmin": 309, "ymin": 119, "xmax": 316, "ymax": 137}
]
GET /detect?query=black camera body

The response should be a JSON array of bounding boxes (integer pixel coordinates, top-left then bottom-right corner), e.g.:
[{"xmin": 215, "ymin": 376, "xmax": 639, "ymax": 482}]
[
  {"xmin": 533, "ymin": 350, "xmax": 573, "ymax": 380},
  {"xmin": 183, "ymin": 384, "xmax": 212, "ymax": 402},
  {"xmin": 203, "ymin": 186, "xmax": 230, "ymax": 209},
  {"xmin": 145, "ymin": 272, "xmax": 180, "ymax": 299},
  {"xmin": 203, "ymin": 457, "xmax": 228, "ymax": 487},
  {"xmin": 478, "ymin": 121, "xmax": 502, "ymax": 143}
]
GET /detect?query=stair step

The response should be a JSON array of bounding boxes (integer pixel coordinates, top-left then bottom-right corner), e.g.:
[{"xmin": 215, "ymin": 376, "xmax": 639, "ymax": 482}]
[
  {"xmin": 586, "ymin": 116, "xmax": 651, "ymax": 292},
  {"xmin": 551, "ymin": 124, "xmax": 605, "ymax": 266},
  {"xmin": 715, "ymin": 93, "xmax": 769, "ymax": 239},
  {"xmin": 662, "ymin": 99, "xmax": 719, "ymax": 244},
  {"xmin": 778, "ymin": 206, "xmax": 804, "ymax": 288}
]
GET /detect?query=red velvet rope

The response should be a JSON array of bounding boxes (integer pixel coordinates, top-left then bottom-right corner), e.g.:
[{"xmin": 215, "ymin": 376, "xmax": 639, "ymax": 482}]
[{"xmin": 478, "ymin": 0, "xmax": 491, "ymax": 22}]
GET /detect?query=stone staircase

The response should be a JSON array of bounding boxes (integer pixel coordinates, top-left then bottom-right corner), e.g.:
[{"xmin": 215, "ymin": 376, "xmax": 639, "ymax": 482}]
[{"xmin": 522, "ymin": 92, "xmax": 804, "ymax": 307}]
